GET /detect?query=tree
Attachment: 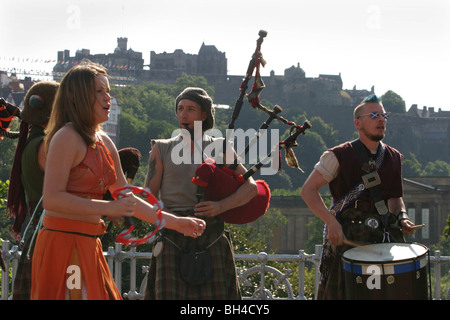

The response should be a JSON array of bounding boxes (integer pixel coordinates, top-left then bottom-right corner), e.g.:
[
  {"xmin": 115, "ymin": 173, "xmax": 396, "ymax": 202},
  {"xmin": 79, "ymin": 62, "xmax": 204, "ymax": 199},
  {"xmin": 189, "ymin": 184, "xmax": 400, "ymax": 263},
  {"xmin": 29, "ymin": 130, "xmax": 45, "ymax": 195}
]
[
  {"xmin": 174, "ymin": 73, "xmax": 215, "ymax": 98},
  {"xmin": 381, "ymin": 90, "xmax": 406, "ymax": 113},
  {"xmin": 309, "ymin": 116, "xmax": 339, "ymax": 148},
  {"xmin": 421, "ymin": 160, "xmax": 450, "ymax": 177},
  {"xmin": 0, "ymin": 180, "xmax": 15, "ymax": 243},
  {"xmin": 402, "ymin": 152, "xmax": 422, "ymax": 177},
  {"xmin": 0, "ymin": 121, "xmax": 19, "ymax": 182}
]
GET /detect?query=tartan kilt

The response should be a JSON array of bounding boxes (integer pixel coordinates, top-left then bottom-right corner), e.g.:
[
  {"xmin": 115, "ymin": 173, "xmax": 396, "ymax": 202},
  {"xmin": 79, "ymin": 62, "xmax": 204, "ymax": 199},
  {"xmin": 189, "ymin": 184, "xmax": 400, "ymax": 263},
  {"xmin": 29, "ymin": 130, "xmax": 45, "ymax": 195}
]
[
  {"xmin": 144, "ymin": 228, "xmax": 241, "ymax": 300},
  {"xmin": 317, "ymin": 208, "xmax": 405, "ymax": 300}
]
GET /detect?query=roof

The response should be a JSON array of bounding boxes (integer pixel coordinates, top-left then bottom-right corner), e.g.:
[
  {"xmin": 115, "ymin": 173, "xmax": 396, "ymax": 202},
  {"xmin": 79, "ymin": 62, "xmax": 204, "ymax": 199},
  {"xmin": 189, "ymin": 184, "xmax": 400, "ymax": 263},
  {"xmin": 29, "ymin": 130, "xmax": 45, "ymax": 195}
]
[{"xmin": 403, "ymin": 177, "xmax": 448, "ymax": 193}]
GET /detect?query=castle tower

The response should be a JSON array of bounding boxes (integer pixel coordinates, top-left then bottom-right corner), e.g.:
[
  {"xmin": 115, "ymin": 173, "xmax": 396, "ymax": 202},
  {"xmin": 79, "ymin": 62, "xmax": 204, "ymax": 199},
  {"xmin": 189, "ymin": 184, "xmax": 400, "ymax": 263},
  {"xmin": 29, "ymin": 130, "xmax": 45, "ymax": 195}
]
[{"xmin": 117, "ymin": 37, "xmax": 128, "ymax": 51}]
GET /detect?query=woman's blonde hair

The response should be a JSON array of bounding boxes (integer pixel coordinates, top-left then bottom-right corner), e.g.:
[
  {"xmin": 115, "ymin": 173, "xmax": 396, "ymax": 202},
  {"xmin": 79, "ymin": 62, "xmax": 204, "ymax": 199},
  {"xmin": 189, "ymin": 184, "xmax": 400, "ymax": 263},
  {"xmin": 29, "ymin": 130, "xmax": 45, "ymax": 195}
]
[{"xmin": 45, "ymin": 60, "xmax": 108, "ymax": 150}]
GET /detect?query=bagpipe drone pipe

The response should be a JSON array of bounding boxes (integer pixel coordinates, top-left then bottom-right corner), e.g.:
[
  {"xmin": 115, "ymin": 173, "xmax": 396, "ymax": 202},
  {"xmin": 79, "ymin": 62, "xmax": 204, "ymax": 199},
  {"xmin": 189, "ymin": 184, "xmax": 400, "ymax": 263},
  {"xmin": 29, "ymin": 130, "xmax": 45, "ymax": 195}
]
[{"xmin": 191, "ymin": 30, "xmax": 312, "ymax": 224}]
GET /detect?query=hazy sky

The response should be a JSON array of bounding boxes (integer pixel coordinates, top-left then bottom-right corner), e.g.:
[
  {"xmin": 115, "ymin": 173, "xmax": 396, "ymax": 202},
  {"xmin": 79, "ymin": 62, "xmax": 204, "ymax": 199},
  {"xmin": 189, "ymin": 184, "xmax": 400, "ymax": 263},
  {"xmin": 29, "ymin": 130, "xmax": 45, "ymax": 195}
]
[{"xmin": 1, "ymin": 0, "xmax": 449, "ymax": 111}]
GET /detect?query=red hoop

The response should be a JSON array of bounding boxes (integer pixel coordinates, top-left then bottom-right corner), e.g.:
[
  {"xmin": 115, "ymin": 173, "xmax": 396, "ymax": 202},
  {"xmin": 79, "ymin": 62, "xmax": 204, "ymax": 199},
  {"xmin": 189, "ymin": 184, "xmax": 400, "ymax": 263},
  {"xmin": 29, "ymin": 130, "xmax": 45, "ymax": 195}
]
[{"xmin": 111, "ymin": 185, "xmax": 164, "ymax": 247}]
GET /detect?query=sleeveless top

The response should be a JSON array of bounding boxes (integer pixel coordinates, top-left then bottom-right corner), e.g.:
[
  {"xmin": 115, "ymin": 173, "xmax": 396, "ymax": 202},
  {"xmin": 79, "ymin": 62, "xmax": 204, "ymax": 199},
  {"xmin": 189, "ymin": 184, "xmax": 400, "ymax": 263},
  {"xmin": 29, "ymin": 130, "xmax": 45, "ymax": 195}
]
[
  {"xmin": 328, "ymin": 141, "xmax": 403, "ymax": 210},
  {"xmin": 21, "ymin": 126, "xmax": 46, "ymax": 203},
  {"xmin": 152, "ymin": 134, "xmax": 224, "ymax": 212},
  {"xmin": 66, "ymin": 139, "xmax": 116, "ymax": 199}
]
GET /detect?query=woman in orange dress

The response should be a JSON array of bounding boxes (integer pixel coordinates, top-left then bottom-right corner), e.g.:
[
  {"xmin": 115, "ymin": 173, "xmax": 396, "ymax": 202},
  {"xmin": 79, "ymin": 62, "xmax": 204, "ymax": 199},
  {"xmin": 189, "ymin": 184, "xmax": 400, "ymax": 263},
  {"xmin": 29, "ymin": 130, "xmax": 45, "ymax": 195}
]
[{"xmin": 30, "ymin": 61, "xmax": 205, "ymax": 300}]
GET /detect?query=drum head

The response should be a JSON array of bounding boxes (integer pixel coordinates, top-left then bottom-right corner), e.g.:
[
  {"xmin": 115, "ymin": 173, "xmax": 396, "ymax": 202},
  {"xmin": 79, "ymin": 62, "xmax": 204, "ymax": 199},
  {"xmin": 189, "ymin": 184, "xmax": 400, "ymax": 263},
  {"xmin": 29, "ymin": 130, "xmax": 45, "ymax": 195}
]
[{"xmin": 342, "ymin": 243, "xmax": 428, "ymax": 263}]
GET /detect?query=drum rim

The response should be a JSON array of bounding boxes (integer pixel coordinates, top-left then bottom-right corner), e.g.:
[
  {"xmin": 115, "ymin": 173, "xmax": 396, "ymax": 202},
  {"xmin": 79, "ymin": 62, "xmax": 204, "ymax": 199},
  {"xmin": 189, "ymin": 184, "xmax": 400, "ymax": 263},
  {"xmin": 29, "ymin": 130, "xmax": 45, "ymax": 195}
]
[{"xmin": 342, "ymin": 242, "xmax": 429, "ymax": 264}]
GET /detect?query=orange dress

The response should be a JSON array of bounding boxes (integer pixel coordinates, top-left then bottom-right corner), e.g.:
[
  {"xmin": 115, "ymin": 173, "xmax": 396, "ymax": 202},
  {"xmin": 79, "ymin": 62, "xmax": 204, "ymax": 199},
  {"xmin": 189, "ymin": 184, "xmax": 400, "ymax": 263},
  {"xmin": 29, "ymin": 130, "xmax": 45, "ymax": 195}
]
[{"xmin": 31, "ymin": 140, "xmax": 121, "ymax": 300}]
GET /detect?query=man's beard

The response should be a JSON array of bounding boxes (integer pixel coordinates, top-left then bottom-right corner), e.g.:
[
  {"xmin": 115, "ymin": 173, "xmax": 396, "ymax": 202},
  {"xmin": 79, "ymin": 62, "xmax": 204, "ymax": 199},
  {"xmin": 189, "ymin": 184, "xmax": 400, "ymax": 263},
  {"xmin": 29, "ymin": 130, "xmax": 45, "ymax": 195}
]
[
  {"xmin": 361, "ymin": 127, "xmax": 385, "ymax": 142},
  {"xmin": 368, "ymin": 132, "xmax": 385, "ymax": 142}
]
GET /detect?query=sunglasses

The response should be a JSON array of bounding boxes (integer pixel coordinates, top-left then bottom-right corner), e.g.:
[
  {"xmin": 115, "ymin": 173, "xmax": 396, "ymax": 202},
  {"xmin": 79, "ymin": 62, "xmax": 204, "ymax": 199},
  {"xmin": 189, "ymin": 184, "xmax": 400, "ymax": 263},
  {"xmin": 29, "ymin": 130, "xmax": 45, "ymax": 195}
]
[{"xmin": 357, "ymin": 112, "xmax": 390, "ymax": 120}]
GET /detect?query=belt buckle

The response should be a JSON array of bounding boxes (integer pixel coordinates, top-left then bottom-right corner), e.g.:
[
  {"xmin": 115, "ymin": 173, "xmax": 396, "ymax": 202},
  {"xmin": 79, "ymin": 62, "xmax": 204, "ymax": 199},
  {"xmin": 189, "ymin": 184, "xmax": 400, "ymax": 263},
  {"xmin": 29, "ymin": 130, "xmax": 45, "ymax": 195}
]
[
  {"xmin": 362, "ymin": 171, "xmax": 381, "ymax": 189},
  {"xmin": 364, "ymin": 217, "xmax": 379, "ymax": 229}
]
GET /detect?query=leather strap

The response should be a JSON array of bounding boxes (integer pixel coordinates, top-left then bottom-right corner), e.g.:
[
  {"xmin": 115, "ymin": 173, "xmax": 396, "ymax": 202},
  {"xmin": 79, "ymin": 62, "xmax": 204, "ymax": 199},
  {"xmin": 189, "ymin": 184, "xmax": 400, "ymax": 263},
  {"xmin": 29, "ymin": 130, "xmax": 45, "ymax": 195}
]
[{"xmin": 351, "ymin": 139, "xmax": 390, "ymax": 229}]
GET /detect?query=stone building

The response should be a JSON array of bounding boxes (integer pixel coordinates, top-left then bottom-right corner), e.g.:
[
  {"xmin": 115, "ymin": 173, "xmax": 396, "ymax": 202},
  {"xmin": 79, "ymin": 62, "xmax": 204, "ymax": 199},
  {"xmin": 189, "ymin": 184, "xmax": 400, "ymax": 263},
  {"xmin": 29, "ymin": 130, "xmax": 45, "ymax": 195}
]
[
  {"xmin": 53, "ymin": 37, "xmax": 144, "ymax": 84},
  {"xmin": 385, "ymin": 109, "xmax": 450, "ymax": 165},
  {"xmin": 49, "ymin": 37, "xmax": 450, "ymax": 164},
  {"xmin": 402, "ymin": 177, "xmax": 450, "ymax": 247},
  {"xmin": 102, "ymin": 96, "xmax": 120, "ymax": 145}
]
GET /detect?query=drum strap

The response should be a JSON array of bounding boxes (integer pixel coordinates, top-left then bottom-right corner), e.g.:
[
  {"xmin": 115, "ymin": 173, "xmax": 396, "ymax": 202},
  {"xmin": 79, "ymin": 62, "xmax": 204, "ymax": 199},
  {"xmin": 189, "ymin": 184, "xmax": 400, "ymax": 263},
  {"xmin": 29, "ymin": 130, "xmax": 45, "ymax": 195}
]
[{"xmin": 351, "ymin": 139, "xmax": 391, "ymax": 236}]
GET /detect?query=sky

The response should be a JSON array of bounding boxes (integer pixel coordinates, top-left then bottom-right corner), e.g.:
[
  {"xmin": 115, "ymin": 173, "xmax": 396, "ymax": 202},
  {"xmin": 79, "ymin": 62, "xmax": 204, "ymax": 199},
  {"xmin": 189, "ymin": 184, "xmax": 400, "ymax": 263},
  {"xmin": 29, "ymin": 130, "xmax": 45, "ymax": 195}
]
[{"xmin": 1, "ymin": 0, "xmax": 449, "ymax": 111}]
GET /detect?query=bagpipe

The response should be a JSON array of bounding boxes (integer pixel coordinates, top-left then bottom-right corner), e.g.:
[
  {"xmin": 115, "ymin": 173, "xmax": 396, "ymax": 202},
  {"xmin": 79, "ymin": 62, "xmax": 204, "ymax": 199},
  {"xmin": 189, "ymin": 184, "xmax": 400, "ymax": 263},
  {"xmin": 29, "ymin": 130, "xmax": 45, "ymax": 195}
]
[
  {"xmin": 191, "ymin": 30, "xmax": 312, "ymax": 224},
  {"xmin": 0, "ymin": 97, "xmax": 21, "ymax": 140}
]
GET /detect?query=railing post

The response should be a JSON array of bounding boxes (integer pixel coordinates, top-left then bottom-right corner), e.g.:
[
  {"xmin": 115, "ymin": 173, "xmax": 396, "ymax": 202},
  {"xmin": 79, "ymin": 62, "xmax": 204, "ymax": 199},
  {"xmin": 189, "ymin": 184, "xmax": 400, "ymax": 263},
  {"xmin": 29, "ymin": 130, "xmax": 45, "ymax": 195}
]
[
  {"xmin": 257, "ymin": 252, "xmax": 268, "ymax": 292},
  {"xmin": 434, "ymin": 250, "xmax": 441, "ymax": 300},
  {"xmin": 297, "ymin": 250, "xmax": 306, "ymax": 300},
  {"xmin": 124, "ymin": 247, "xmax": 140, "ymax": 300},
  {"xmin": 314, "ymin": 244, "xmax": 322, "ymax": 300},
  {"xmin": 106, "ymin": 246, "xmax": 115, "ymax": 272},
  {"xmin": 1, "ymin": 240, "xmax": 10, "ymax": 300},
  {"xmin": 114, "ymin": 243, "xmax": 123, "ymax": 294},
  {"xmin": 9, "ymin": 245, "xmax": 20, "ymax": 297}
]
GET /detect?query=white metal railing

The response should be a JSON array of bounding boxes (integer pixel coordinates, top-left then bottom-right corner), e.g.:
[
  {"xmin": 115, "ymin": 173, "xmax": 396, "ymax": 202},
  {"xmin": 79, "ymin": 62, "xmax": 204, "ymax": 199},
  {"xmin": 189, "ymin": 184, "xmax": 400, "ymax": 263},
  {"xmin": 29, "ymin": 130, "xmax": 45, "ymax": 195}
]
[{"xmin": 1, "ymin": 240, "xmax": 449, "ymax": 300}]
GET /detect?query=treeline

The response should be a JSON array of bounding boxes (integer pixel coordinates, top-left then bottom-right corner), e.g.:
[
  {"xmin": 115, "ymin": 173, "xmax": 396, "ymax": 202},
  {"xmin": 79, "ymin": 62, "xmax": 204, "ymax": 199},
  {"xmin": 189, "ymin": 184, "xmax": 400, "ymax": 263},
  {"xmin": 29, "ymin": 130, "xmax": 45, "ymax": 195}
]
[
  {"xmin": 1, "ymin": 73, "xmax": 449, "ymax": 189},
  {"xmin": 112, "ymin": 74, "xmax": 450, "ymax": 190}
]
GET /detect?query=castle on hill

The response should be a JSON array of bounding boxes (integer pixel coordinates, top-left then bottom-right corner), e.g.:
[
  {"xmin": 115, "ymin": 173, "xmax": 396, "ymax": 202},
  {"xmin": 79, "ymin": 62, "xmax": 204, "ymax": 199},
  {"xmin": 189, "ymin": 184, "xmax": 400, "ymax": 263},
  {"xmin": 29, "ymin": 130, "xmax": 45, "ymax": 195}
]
[{"xmin": 4, "ymin": 37, "xmax": 449, "ymax": 164}]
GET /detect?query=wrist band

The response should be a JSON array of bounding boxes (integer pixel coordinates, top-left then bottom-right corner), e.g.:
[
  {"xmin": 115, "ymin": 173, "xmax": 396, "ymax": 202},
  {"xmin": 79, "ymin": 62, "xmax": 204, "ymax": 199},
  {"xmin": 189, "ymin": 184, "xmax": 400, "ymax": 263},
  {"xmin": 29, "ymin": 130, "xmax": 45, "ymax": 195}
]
[{"xmin": 396, "ymin": 210, "xmax": 409, "ymax": 222}]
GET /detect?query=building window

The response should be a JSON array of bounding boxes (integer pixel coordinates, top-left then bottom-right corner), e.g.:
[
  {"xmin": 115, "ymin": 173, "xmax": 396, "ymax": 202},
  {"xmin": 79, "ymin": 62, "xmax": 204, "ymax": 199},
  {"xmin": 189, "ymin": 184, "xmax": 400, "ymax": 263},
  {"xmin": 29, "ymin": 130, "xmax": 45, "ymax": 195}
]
[{"xmin": 421, "ymin": 208, "xmax": 429, "ymax": 239}]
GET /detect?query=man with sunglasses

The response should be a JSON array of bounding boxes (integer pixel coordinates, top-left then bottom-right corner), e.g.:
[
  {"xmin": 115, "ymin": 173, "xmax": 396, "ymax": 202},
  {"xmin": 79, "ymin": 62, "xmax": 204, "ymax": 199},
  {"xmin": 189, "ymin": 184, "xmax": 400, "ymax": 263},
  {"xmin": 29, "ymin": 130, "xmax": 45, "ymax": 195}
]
[{"xmin": 301, "ymin": 94, "xmax": 416, "ymax": 299}]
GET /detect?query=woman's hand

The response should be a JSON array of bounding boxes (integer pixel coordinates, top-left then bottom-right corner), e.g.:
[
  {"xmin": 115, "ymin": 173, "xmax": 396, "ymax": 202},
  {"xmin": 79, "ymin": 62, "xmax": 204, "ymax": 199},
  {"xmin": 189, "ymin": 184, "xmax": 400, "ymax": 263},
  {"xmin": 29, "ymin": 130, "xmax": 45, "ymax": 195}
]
[{"xmin": 106, "ymin": 192, "xmax": 138, "ymax": 217}]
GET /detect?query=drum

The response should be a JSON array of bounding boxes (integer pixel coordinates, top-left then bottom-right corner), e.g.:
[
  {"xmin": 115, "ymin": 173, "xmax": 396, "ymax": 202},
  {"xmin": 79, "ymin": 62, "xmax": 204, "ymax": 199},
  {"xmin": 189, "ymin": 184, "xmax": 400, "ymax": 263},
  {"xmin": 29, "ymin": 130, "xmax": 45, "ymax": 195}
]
[{"xmin": 342, "ymin": 243, "xmax": 429, "ymax": 300}]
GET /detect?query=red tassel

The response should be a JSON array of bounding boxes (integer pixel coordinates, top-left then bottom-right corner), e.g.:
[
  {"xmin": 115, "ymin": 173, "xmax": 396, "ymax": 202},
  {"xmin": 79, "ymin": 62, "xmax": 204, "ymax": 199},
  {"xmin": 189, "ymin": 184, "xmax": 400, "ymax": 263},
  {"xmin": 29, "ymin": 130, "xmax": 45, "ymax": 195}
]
[{"xmin": 7, "ymin": 121, "xmax": 30, "ymax": 236}]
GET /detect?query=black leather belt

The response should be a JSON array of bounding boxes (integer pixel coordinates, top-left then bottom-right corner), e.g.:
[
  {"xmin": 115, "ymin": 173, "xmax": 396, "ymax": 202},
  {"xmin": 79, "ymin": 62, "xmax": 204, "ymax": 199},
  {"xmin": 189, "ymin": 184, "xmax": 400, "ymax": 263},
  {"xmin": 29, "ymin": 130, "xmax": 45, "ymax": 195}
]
[{"xmin": 43, "ymin": 227, "xmax": 102, "ymax": 238}]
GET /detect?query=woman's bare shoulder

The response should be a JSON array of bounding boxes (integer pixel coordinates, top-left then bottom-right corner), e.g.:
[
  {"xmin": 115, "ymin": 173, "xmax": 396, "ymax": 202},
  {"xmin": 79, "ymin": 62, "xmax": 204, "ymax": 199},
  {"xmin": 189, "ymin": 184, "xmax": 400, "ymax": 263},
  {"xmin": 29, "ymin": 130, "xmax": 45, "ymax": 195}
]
[{"xmin": 49, "ymin": 124, "xmax": 86, "ymax": 158}]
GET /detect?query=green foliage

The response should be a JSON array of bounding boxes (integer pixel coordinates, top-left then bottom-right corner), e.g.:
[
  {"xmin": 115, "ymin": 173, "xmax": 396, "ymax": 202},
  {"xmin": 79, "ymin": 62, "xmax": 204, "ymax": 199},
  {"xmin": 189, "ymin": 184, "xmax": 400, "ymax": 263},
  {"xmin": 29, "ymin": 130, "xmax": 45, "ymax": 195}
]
[
  {"xmin": 381, "ymin": 90, "xmax": 406, "ymax": 114},
  {"xmin": 270, "ymin": 187, "xmax": 301, "ymax": 196},
  {"xmin": 421, "ymin": 160, "xmax": 450, "ymax": 177},
  {"xmin": 402, "ymin": 153, "xmax": 450, "ymax": 178},
  {"xmin": 0, "ymin": 179, "xmax": 8, "ymax": 208},
  {"xmin": 0, "ymin": 121, "xmax": 19, "ymax": 182},
  {"xmin": 403, "ymin": 152, "xmax": 423, "ymax": 177},
  {"xmin": 309, "ymin": 116, "xmax": 339, "ymax": 148},
  {"xmin": 445, "ymin": 215, "xmax": 450, "ymax": 240},
  {"xmin": 0, "ymin": 180, "xmax": 15, "ymax": 243}
]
